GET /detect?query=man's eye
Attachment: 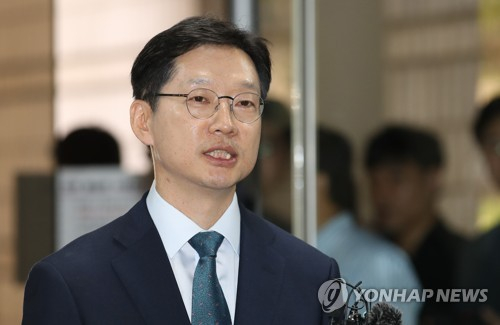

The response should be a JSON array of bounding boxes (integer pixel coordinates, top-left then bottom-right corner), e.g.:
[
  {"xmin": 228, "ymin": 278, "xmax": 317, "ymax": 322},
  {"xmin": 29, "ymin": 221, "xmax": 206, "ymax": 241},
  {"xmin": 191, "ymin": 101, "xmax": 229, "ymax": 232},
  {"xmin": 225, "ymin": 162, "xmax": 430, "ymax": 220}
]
[
  {"xmin": 192, "ymin": 96, "xmax": 208, "ymax": 102},
  {"xmin": 188, "ymin": 95, "xmax": 212, "ymax": 106},
  {"xmin": 237, "ymin": 100, "xmax": 256, "ymax": 108}
]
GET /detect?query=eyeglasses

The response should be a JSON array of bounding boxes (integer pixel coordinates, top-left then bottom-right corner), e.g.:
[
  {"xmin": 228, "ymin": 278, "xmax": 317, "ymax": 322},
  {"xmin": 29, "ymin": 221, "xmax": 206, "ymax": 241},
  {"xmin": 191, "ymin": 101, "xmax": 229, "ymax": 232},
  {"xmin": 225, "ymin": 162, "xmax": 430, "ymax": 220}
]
[{"xmin": 155, "ymin": 88, "xmax": 264, "ymax": 124}]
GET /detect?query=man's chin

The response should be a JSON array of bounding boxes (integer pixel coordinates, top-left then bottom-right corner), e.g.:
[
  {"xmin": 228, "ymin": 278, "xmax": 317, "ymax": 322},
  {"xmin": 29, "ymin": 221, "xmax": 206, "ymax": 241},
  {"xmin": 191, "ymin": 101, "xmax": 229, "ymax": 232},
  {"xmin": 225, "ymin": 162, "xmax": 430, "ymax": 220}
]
[
  {"xmin": 202, "ymin": 178, "xmax": 239, "ymax": 192},
  {"xmin": 201, "ymin": 169, "xmax": 253, "ymax": 192}
]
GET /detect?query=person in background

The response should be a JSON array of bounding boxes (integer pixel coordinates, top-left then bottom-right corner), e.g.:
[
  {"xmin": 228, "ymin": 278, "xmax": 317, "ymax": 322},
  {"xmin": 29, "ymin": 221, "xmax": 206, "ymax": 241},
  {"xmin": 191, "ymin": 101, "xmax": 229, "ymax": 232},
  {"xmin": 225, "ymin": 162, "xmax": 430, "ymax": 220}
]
[
  {"xmin": 258, "ymin": 100, "xmax": 292, "ymax": 231},
  {"xmin": 55, "ymin": 127, "xmax": 120, "ymax": 165},
  {"xmin": 237, "ymin": 99, "xmax": 292, "ymax": 229},
  {"xmin": 364, "ymin": 125, "xmax": 467, "ymax": 324},
  {"xmin": 456, "ymin": 97, "xmax": 500, "ymax": 325},
  {"xmin": 473, "ymin": 96, "xmax": 500, "ymax": 233},
  {"xmin": 316, "ymin": 126, "xmax": 421, "ymax": 325},
  {"xmin": 22, "ymin": 16, "xmax": 339, "ymax": 324}
]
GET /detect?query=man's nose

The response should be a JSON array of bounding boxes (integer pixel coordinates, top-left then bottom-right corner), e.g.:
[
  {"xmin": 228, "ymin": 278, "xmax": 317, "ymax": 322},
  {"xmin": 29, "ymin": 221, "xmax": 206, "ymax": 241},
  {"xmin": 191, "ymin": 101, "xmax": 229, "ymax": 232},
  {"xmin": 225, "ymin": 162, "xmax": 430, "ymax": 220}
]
[{"xmin": 209, "ymin": 100, "xmax": 237, "ymax": 134}]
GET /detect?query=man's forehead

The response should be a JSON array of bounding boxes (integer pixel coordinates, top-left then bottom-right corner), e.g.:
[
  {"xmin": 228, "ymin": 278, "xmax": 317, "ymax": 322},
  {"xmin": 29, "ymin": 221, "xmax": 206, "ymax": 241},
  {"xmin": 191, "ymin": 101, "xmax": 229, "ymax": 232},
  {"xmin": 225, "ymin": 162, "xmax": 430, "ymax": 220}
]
[{"xmin": 166, "ymin": 47, "xmax": 261, "ymax": 91}]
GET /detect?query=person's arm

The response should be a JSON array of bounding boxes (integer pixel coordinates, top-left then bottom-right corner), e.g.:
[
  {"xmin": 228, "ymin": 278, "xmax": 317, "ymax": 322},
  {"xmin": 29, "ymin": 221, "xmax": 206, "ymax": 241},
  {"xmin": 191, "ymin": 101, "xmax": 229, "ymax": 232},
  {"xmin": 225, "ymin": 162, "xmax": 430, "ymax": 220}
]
[{"xmin": 23, "ymin": 261, "xmax": 82, "ymax": 325}]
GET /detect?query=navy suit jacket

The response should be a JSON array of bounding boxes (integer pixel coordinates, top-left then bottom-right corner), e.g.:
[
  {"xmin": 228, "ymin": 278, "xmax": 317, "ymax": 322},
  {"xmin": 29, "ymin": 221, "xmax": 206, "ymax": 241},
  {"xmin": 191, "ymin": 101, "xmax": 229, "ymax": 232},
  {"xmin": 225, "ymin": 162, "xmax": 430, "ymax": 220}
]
[{"xmin": 23, "ymin": 196, "xmax": 340, "ymax": 324}]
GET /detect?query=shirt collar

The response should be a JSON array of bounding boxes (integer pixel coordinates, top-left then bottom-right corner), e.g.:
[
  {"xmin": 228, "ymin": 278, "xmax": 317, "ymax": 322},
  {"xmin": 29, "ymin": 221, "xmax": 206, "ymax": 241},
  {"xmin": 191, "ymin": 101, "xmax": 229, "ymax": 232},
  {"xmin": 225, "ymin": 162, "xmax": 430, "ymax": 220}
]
[{"xmin": 146, "ymin": 181, "xmax": 241, "ymax": 258}]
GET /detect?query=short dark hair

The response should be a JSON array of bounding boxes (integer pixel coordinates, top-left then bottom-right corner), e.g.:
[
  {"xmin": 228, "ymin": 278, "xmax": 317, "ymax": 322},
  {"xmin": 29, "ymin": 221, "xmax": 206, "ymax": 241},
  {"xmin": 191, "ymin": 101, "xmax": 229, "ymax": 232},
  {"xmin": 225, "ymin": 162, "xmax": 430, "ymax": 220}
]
[
  {"xmin": 318, "ymin": 127, "xmax": 356, "ymax": 212},
  {"xmin": 131, "ymin": 16, "xmax": 271, "ymax": 110},
  {"xmin": 365, "ymin": 125, "xmax": 443, "ymax": 170},
  {"xmin": 473, "ymin": 96, "xmax": 500, "ymax": 144},
  {"xmin": 56, "ymin": 127, "xmax": 120, "ymax": 165}
]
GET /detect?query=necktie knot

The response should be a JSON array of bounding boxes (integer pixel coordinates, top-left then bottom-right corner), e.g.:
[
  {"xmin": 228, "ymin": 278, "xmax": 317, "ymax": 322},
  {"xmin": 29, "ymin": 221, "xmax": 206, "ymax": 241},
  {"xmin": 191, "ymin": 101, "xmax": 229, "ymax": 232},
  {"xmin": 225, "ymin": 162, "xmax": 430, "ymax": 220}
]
[{"xmin": 189, "ymin": 231, "xmax": 224, "ymax": 258}]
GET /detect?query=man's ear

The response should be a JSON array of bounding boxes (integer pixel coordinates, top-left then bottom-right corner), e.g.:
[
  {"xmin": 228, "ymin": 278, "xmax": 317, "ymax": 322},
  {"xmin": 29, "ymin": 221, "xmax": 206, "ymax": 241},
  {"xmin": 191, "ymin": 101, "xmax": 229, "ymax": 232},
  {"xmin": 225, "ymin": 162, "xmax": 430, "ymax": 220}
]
[{"xmin": 130, "ymin": 99, "xmax": 154, "ymax": 146}]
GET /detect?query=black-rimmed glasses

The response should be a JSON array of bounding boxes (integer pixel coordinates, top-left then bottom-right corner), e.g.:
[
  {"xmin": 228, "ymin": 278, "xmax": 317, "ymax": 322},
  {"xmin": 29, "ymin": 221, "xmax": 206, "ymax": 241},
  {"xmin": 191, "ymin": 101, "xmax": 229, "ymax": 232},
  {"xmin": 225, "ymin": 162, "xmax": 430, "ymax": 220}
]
[{"xmin": 155, "ymin": 88, "xmax": 264, "ymax": 124}]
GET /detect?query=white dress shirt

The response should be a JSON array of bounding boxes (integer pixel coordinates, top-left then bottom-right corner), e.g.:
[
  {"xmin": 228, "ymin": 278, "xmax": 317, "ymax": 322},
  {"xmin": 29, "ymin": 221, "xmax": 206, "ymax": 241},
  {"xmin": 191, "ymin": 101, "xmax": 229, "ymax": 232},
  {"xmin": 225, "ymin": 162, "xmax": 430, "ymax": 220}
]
[{"xmin": 146, "ymin": 182, "xmax": 240, "ymax": 322}]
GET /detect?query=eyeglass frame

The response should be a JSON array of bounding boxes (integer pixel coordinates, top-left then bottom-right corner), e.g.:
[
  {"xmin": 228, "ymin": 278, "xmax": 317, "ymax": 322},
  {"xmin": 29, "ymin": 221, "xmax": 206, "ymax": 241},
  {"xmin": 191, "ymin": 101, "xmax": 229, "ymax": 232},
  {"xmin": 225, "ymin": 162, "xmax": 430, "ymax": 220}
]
[{"xmin": 154, "ymin": 88, "xmax": 265, "ymax": 124}]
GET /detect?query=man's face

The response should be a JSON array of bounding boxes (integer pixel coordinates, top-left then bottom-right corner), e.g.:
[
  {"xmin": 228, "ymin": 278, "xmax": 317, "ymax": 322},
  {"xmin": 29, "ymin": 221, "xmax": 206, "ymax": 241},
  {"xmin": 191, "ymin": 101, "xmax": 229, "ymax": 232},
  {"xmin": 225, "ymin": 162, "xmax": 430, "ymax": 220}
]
[
  {"xmin": 140, "ymin": 45, "xmax": 262, "ymax": 194},
  {"xmin": 480, "ymin": 117, "xmax": 500, "ymax": 188},
  {"xmin": 367, "ymin": 162, "xmax": 439, "ymax": 236}
]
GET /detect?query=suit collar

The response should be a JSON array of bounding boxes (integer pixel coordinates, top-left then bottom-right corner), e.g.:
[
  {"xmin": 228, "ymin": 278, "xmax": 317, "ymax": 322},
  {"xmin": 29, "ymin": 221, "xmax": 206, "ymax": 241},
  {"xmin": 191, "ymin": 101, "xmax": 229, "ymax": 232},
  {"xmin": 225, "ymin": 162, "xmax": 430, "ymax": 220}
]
[
  {"xmin": 111, "ymin": 195, "xmax": 190, "ymax": 325},
  {"xmin": 234, "ymin": 204, "xmax": 285, "ymax": 324},
  {"xmin": 111, "ymin": 196, "xmax": 286, "ymax": 325}
]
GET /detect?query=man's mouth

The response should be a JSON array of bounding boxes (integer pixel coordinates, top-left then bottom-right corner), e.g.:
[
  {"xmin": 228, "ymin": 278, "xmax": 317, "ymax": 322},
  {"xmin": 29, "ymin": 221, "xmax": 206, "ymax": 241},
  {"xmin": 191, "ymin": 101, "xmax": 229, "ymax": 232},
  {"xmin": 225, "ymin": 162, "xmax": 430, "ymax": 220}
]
[{"xmin": 206, "ymin": 149, "xmax": 233, "ymax": 160}]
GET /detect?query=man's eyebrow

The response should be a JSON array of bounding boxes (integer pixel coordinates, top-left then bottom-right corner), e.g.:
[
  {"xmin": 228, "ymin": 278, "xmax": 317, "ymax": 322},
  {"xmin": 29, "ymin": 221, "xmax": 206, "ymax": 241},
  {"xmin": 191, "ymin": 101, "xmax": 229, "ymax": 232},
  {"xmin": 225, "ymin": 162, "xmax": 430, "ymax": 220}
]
[
  {"xmin": 187, "ymin": 78, "xmax": 210, "ymax": 87},
  {"xmin": 187, "ymin": 78, "xmax": 260, "ymax": 92}
]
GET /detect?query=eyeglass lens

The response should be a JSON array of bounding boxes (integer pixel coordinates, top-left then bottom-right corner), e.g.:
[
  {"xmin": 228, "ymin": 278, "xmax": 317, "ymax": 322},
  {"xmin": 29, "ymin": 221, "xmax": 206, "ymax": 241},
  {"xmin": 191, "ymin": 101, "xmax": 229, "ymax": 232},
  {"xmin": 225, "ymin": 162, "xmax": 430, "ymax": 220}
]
[{"xmin": 186, "ymin": 88, "xmax": 263, "ymax": 123}]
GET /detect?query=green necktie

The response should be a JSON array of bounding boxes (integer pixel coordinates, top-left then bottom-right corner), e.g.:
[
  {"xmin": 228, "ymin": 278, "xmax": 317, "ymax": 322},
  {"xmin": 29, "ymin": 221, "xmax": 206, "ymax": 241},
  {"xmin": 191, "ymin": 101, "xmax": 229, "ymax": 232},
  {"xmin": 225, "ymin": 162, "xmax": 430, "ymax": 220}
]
[{"xmin": 189, "ymin": 231, "xmax": 231, "ymax": 325}]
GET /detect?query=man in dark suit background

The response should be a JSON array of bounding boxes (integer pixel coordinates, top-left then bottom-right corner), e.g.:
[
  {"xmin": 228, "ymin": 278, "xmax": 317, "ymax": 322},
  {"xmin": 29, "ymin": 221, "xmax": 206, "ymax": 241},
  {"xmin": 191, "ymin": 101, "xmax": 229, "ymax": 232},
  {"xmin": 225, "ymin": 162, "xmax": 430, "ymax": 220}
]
[
  {"xmin": 22, "ymin": 16, "xmax": 340, "ymax": 324},
  {"xmin": 365, "ymin": 125, "xmax": 467, "ymax": 324}
]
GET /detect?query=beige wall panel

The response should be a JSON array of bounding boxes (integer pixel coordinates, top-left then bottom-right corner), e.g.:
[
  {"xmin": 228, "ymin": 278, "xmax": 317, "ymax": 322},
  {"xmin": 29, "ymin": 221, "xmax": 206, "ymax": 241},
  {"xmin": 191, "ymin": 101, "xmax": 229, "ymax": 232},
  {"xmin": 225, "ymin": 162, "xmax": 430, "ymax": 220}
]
[{"xmin": 0, "ymin": 1, "xmax": 53, "ymax": 323}]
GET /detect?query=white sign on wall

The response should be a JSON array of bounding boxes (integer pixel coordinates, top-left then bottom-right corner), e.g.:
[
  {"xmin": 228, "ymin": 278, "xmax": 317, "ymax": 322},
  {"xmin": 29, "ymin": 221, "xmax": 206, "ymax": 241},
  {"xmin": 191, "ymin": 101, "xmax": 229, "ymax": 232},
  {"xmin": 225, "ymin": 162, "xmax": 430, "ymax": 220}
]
[{"xmin": 55, "ymin": 167, "xmax": 145, "ymax": 249}]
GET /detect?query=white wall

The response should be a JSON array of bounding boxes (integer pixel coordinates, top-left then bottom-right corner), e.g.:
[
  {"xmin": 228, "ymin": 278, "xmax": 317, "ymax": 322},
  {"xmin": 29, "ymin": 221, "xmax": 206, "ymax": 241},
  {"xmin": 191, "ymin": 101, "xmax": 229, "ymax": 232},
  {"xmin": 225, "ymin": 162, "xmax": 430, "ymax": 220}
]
[{"xmin": 54, "ymin": 0, "xmax": 202, "ymax": 173}]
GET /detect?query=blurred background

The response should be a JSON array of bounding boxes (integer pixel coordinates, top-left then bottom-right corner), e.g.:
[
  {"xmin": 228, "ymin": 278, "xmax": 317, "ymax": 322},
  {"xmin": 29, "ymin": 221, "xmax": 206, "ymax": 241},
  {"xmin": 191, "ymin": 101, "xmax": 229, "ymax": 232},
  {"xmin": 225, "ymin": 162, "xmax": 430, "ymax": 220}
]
[{"xmin": 1, "ymin": 0, "xmax": 500, "ymax": 323}]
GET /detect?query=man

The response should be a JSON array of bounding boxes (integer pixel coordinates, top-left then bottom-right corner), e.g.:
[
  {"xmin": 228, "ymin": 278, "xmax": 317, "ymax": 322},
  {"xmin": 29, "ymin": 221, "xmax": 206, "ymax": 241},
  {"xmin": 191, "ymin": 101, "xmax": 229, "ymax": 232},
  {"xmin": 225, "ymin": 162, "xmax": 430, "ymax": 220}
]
[
  {"xmin": 23, "ymin": 17, "xmax": 339, "ymax": 324},
  {"xmin": 258, "ymin": 100, "xmax": 292, "ymax": 231},
  {"xmin": 55, "ymin": 127, "xmax": 120, "ymax": 166},
  {"xmin": 364, "ymin": 125, "xmax": 467, "ymax": 324},
  {"xmin": 455, "ymin": 97, "xmax": 500, "ymax": 324},
  {"xmin": 473, "ymin": 96, "xmax": 500, "ymax": 232},
  {"xmin": 316, "ymin": 127, "xmax": 421, "ymax": 325}
]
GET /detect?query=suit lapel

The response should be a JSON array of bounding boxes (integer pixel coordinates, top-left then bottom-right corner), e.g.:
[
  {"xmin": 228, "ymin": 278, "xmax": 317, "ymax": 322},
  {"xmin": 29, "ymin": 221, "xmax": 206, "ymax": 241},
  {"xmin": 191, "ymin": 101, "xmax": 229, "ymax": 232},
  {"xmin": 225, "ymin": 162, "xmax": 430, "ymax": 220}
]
[
  {"xmin": 234, "ymin": 206, "xmax": 285, "ymax": 324},
  {"xmin": 111, "ymin": 198, "xmax": 190, "ymax": 325}
]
